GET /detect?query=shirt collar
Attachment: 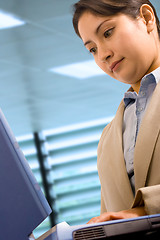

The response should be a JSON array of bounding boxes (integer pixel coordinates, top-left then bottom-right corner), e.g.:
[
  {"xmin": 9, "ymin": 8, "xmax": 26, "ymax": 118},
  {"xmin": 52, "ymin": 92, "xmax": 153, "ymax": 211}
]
[
  {"xmin": 123, "ymin": 67, "xmax": 160, "ymax": 107},
  {"xmin": 149, "ymin": 66, "xmax": 160, "ymax": 83}
]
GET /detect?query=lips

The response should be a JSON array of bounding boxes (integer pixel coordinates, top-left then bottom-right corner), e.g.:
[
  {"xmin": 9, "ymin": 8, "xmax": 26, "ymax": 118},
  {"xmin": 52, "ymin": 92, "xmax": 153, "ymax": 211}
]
[{"xmin": 110, "ymin": 58, "xmax": 124, "ymax": 72}]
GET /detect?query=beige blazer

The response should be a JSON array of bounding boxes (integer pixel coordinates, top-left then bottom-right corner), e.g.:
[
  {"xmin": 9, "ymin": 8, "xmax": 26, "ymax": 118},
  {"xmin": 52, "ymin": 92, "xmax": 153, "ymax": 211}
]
[{"xmin": 97, "ymin": 81, "xmax": 160, "ymax": 215}]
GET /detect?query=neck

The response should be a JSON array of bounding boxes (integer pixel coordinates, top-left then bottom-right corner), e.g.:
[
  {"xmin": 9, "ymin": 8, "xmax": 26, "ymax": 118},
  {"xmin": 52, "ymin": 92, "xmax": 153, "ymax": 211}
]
[{"xmin": 131, "ymin": 81, "xmax": 141, "ymax": 94}]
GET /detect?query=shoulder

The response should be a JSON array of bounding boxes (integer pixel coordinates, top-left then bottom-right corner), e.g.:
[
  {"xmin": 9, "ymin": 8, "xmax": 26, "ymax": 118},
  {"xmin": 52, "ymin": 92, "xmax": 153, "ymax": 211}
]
[
  {"xmin": 97, "ymin": 99, "xmax": 125, "ymax": 159},
  {"xmin": 97, "ymin": 119, "xmax": 114, "ymax": 158}
]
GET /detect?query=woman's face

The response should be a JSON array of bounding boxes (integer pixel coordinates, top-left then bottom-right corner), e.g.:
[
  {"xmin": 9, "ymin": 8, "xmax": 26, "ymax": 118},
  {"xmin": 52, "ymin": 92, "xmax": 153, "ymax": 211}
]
[{"xmin": 78, "ymin": 11, "xmax": 160, "ymax": 89}]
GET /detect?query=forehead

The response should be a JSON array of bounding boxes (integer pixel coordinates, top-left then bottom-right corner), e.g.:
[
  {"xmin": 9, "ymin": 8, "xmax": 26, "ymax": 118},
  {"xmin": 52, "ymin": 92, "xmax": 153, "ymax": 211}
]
[
  {"xmin": 78, "ymin": 11, "xmax": 110, "ymax": 32},
  {"xmin": 78, "ymin": 11, "xmax": 137, "ymax": 40},
  {"xmin": 78, "ymin": 12, "xmax": 108, "ymax": 38},
  {"xmin": 78, "ymin": 11, "xmax": 123, "ymax": 40}
]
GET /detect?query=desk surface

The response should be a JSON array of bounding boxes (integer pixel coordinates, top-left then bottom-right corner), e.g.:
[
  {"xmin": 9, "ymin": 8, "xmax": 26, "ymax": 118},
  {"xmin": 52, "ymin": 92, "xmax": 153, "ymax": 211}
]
[{"xmin": 36, "ymin": 226, "xmax": 56, "ymax": 240}]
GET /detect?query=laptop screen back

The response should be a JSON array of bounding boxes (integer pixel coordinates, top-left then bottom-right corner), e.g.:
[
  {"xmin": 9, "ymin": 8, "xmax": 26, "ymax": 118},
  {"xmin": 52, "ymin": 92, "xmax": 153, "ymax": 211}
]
[{"xmin": 0, "ymin": 109, "xmax": 52, "ymax": 240}]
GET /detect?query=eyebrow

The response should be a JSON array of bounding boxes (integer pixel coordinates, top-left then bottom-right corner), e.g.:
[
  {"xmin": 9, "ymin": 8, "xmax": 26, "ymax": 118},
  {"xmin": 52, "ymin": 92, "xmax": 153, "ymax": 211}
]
[
  {"xmin": 84, "ymin": 19, "xmax": 111, "ymax": 47},
  {"xmin": 84, "ymin": 40, "xmax": 92, "ymax": 46}
]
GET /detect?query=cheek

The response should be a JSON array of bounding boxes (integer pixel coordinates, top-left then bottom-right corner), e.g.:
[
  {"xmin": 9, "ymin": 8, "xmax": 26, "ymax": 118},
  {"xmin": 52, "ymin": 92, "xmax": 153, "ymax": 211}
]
[
  {"xmin": 118, "ymin": 27, "xmax": 152, "ymax": 60},
  {"xmin": 114, "ymin": 23, "xmax": 148, "ymax": 57},
  {"xmin": 114, "ymin": 33, "xmax": 139, "ymax": 58}
]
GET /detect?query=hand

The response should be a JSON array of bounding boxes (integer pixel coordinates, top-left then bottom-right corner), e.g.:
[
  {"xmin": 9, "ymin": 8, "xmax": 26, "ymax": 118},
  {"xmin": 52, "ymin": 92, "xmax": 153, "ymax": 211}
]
[{"xmin": 87, "ymin": 206, "xmax": 146, "ymax": 224}]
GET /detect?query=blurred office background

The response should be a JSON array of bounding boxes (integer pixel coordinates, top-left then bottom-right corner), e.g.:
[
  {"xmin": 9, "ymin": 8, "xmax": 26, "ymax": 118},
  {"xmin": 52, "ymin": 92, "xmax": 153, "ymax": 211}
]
[{"xmin": 0, "ymin": 0, "xmax": 159, "ymax": 238}]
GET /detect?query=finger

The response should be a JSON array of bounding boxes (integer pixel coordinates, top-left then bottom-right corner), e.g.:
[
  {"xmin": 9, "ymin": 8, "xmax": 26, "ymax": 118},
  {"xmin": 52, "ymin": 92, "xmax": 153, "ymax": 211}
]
[
  {"xmin": 87, "ymin": 217, "xmax": 99, "ymax": 224},
  {"xmin": 87, "ymin": 214, "xmax": 112, "ymax": 224},
  {"xmin": 97, "ymin": 212, "xmax": 125, "ymax": 222},
  {"xmin": 87, "ymin": 212, "xmax": 125, "ymax": 224}
]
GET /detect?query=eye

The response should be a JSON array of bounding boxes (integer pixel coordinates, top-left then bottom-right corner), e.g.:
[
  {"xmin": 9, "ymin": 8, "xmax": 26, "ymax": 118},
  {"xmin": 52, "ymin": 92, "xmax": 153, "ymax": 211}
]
[
  {"xmin": 89, "ymin": 47, "xmax": 97, "ymax": 55},
  {"xmin": 104, "ymin": 28, "xmax": 114, "ymax": 38}
]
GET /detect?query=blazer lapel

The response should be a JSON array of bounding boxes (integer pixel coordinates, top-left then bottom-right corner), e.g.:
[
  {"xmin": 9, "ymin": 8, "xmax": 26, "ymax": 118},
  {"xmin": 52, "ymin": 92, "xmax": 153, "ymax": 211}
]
[
  {"xmin": 98, "ymin": 100, "xmax": 134, "ymax": 210},
  {"xmin": 134, "ymin": 81, "xmax": 160, "ymax": 192},
  {"xmin": 113, "ymin": 101, "xmax": 134, "ymax": 202}
]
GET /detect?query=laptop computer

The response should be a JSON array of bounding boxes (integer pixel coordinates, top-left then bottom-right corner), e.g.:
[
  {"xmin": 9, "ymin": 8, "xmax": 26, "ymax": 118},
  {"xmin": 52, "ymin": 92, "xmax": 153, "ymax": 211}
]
[{"xmin": 0, "ymin": 108, "xmax": 160, "ymax": 240}]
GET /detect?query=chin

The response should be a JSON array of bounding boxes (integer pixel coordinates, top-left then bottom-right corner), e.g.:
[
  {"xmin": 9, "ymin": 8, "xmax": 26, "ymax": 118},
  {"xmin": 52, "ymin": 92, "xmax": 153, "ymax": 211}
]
[{"xmin": 115, "ymin": 69, "xmax": 140, "ymax": 85}]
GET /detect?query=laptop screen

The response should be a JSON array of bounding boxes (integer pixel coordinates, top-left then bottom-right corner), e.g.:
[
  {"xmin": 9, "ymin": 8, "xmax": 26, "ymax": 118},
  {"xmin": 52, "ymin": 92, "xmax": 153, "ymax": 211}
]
[{"xmin": 0, "ymin": 109, "xmax": 52, "ymax": 240}]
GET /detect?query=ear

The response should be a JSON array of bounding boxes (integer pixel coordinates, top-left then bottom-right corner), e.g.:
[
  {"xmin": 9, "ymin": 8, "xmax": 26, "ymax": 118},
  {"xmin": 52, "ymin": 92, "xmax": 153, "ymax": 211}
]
[{"xmin": 139, "ymin": 4, "xmax": 156, "ymax": 33}]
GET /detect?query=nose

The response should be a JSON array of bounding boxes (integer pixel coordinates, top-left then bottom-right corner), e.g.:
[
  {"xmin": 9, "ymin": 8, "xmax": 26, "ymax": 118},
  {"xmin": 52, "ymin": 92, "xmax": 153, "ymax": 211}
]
[{"xmin": 98, "ymin": 44, "xmax": 113, "ymax": 63}]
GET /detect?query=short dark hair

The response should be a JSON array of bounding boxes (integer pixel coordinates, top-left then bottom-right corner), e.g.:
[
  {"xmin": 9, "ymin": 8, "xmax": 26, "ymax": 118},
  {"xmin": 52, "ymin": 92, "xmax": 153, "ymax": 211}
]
[{"xmin": 72, "ymin": 0, "xmax": 160, "ymax": 39}]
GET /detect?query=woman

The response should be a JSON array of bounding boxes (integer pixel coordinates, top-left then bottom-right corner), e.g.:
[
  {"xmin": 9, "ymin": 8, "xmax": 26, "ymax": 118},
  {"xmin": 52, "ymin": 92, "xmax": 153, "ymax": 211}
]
[{"xmin": 72, "ymin": 0, "xmax": 160, "ymax": 223}]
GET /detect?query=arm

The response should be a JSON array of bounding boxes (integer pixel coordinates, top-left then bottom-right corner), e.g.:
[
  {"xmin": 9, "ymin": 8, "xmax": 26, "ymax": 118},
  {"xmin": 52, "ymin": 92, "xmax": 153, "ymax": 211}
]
[{"xmin": 132, "ymin": 184, "xmax": 160, "ymax": 215}]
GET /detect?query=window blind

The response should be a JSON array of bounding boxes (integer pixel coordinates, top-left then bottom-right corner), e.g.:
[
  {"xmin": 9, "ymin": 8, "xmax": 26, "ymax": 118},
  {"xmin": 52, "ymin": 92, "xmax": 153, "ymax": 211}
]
[{"xmin": 42, "ymin": 117, "xmax": 113, "ymax": 226}]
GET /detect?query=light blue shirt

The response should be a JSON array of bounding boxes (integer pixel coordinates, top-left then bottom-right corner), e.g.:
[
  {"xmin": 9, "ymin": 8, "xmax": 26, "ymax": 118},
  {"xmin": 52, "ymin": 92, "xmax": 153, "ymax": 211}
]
[{"xmin": 122, "ymin": 67, "xmax": 160, "ymax": 194}]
